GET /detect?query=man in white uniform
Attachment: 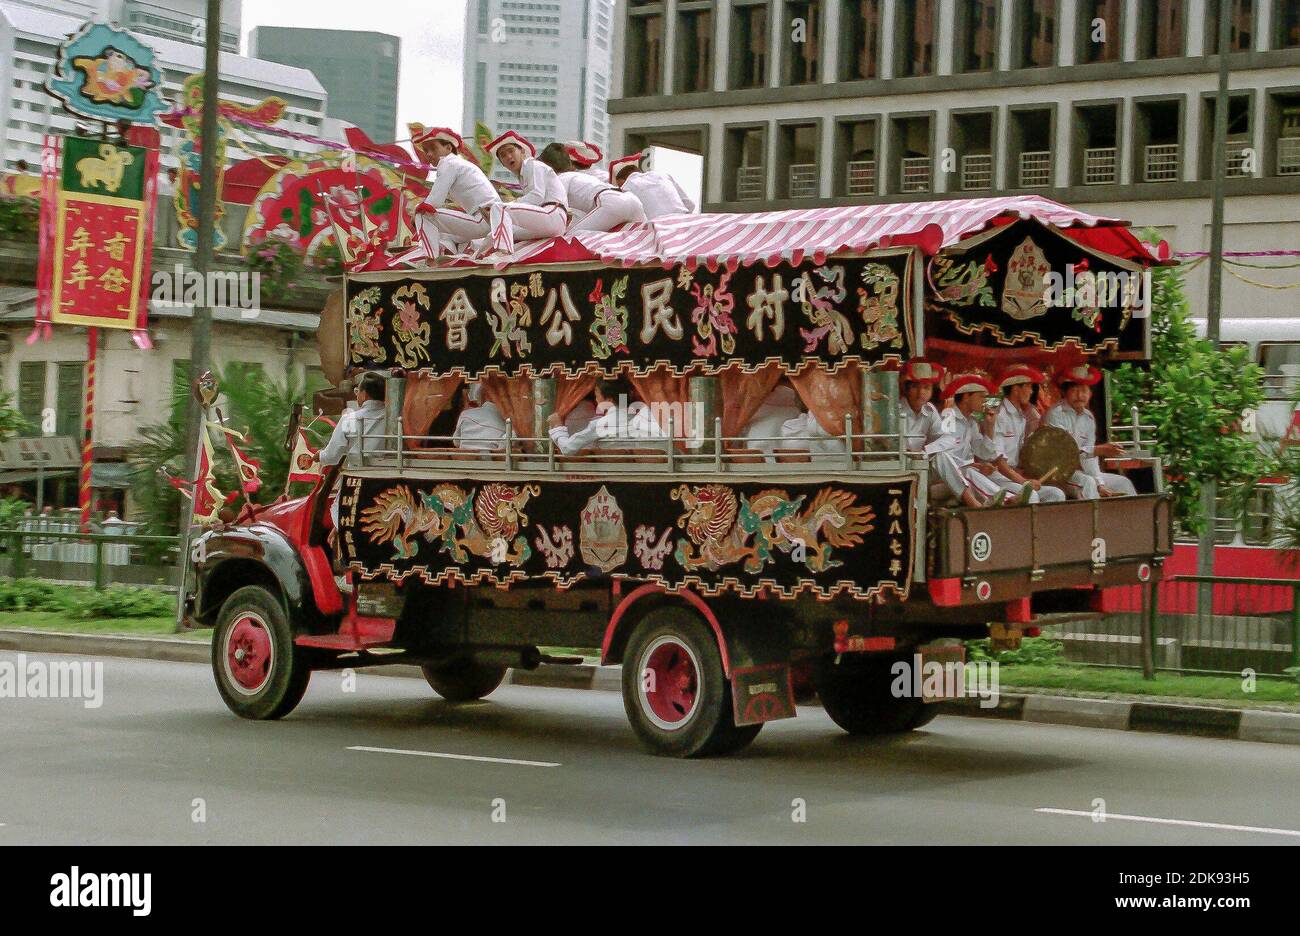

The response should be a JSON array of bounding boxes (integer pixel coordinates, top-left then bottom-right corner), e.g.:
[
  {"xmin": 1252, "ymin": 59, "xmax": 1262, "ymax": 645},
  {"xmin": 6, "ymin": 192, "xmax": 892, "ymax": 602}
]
[
  {"xmin": 408, "ymin": 124, "xmax": 499, "ymax": 259},
  {"xmin": 538, "ymin": 143, "xmax": 646, "ymax": 233},
  {"xmin": 452, "ymin": 382, "xmax": 507, "ymax": 451},
  {"xmin": 609, "ymin": 151, "xmax": 697, "ymax": 220},
  {"xmin": 988, "ymin": 364, "xmax": 1066, "ymax": 503},
  {"xmin": 942, "ymin": 373, "xmax": 1034, "ymax": 505},
  {"xmin": 740, "ymin": 382, "xmax": 804, "ymax": 462},
  {"xmin": 319, "ymin": 373, "xmax": 389, "ymax": 527},
  {"xmin": 899, "ymin": 360, "xmax": 1000, "ymax": 509},
  {"xmin": 564, "ymin": 140, "xmax": 607, "ymax": 179},
  {"xmin": 484, "ymin": 131, "xmax": 568, "ymax": 256},
  {"xmin": 1044, "ymin": 364, "xmax": 1137, "ymax": 499},
  {"xmin": 546, "ymin": 377, "xmax": 671, "ymax": 456}
]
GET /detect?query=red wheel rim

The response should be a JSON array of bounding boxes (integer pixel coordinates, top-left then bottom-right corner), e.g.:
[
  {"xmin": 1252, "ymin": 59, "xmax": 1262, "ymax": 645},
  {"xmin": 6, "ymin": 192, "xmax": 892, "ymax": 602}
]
[
  {"xmin": 224, "ymin": 612, "xmax": 274, "ymax": 695},
  {"xmin": 638, "ymin": 636, "xmax": 701, "ymax": 730}
]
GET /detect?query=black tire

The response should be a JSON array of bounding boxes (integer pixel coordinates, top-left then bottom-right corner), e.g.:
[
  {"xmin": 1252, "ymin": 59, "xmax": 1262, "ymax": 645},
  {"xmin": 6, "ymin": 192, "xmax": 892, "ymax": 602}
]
[
  {"xmin": 621, "ymin": 607, "xmax": 749, "ymax": 757},
  {"xmin": 212, "ymin": 585, "xmax": 311, "ymax": 720},
  {"xmin": 815, "ymin": 655, "xmax": 938, "ymax": 736},
  {"xmin": 421, "ymin": 659, "xmax": 508, "ymax": 702}
]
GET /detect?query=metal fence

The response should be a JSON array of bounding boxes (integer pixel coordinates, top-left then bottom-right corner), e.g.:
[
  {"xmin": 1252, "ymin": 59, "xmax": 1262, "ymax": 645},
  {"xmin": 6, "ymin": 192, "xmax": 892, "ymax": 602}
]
[
  {"xmin": 0, "ymin": 527, "xmax": 182, "ymax": 589},
  {"xmin": 1037, "ymin": 575, "xmax": 1300, "ymax": 678}
]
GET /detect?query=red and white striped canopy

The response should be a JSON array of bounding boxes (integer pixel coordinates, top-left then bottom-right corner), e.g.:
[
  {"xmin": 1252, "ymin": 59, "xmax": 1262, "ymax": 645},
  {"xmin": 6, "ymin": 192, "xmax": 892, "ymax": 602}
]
[{"xmin": 496, "ymin": 195, "xmax": 1152, "ymax": 270}]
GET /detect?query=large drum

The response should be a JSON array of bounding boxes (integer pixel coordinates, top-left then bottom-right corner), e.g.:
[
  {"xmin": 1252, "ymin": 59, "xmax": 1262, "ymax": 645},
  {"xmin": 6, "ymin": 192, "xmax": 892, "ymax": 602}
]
[{"xmin": 1019, "ymin": 425, "xmax": 1081, "ymax": 487}]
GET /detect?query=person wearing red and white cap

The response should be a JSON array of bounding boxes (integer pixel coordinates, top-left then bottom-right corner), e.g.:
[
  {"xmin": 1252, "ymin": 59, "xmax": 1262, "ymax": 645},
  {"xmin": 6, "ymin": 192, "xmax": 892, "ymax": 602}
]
[
  {"xmin": 1044, "ymin": 364, "xmax": 1136, "ymax": 498},
  {"xmin": 408, "ymin": 124, "xmax": 499, "ymax": 259},
  {"xmin": 538, "ymin": 143, "xmax": 647, "ymax": 233},
  {"xmin": 899, "ymin": 359, "xmax": 996, "ymax": 509},
  {"xmin": 610, "ymin": 151, "xmax": 696, "ymax": 220},
  {"xmin": 482, "ymin": 130, "xmax": 568, "ymax": 256},
  {"xmin": 564, "ymin": 140, "xmax": 607, "ymax": 179},
  {"xmin": 942, "ymin": 373, "xmax": 1032, "ymax": 506},
  {"xmin": 990, "ymin": 365, "xmax": 1066, "ymax": 503}
]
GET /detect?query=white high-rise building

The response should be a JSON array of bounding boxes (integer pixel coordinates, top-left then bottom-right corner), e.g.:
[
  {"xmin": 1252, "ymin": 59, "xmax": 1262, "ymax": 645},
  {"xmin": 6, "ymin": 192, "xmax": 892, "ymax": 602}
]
[
  {"xmin": 462, "ymin": 0, "xmax": 614, "ymax": 174},
  {"xmin": 0, "ymin": 0, "xmax": 328, "ymax": 174},
  {"xmin": 0, "ymin": 0, "xmax": 242, "ymax": 51}
]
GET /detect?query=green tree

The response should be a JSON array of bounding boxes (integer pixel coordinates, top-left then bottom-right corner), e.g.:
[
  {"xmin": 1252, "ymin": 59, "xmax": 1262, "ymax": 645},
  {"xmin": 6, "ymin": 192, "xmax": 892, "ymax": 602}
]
[
  {"xmin": 0, "ymin": 389, "xmax": 30, "ymax": 440},
  {"xmin": 1111, "ymin": 240, "xmax": 1265, "ymax": 535}
]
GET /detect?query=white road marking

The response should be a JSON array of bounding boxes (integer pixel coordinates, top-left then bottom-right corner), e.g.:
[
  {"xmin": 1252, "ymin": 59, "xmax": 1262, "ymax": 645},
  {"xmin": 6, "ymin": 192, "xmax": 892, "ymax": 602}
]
[
  {"xmin": 1036, "ymin": 807, "xmax": 1300, "ymax": 839},
  {"xmin": 348, "ymin": 745, "xmax": 560, "ymax": 768}
]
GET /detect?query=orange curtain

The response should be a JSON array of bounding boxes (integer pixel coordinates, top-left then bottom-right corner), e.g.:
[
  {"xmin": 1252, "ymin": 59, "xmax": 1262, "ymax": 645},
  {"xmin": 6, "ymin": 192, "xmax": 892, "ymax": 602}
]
[
  {"xmin": 720, "ymin": 363, "xmax": 783, "ymax": 439},
  {"xmin": 629, "ymin": 366, "xmax": 691, "ymax": 442},
  {"xmin": 480, "ymin": 374, "xmax": 535, "ymax": 440},
  {"xmin": 402, "ymin": 374, "xmax": 462, "ymax": 448},
  {"xmin": 556, "ymin": 372, "xmax": 598, "ymax": 418},
  {"xmin": 790, "ymin": 363, "xmax": 863, "ymax": 449}
]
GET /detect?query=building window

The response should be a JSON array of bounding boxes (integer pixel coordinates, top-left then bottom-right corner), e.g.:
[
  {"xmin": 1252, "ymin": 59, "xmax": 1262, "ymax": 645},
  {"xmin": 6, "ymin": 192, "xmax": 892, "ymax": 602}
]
[
  {"xmin": 55, "ymin": 362, "xmax": 84, "ymax": 440},
  {"xmin": 1014, "ymin": 0, "xmax": 1057, "ymax": 67},
  {"xmin": 778, "ymin": 122, "xmax": 819, "ymax": 197},
  {"xmin": 1135, "ymin": 99, "xmax": 1182, "ymax": 183},
  {"xmin": 836, "ymin": 118, "xmax": 879, "ymax": 196},
  {"xmin": 1138, "ymin": 0, "xmax": 1184, "ymax": 59},
  {"xmin": 1200, "ymin": 94, "xmax": 1253, "ymax": 179},
  {"xmin": 1073, "ymin": 102, "xmax": 1120, "ymax": 185},
  {"xmin": 725, "ymin": 126, "xmax": 767, "ymax": 201},
  {"xmin": 1278, "ymin": 1, "xmax": 1300, "ymax": 49},
  {"xmin": 889, "ymin": 114, "xmax": 932, "ymax": 193},
  {"xmin": 1206, "ymin": 0, "xmax": 1254, "ymax": 54},
  {"xmin": 1269, "ymin": 93, "xmax": 1300, "ymax": 176},
  {"xmin": 17, "ymin": 361, "xmax": 45, "ymax": 437},
  {"xmin": 1009, "ymin": 108, "xmax": 1054, "ymax": 187},
  {"xmin": 675, "ymin": 6, "xmax": 713, "ymax": 93},
  {"xmin": 840, "ymin": 0, "xmax": 882, "ymax": 80},
  {"xmin": 782, "ymin": 1, "xmax": 821, "ymax": 85},
  {"xmin": 957, "ymin": 0, "xmax": 998, "ymax": 72},
  {"xmin": 1077, "ymin": 0, "xmax": 1121, "ymax": 63},
  {"xmin": 950, "ymin": 112, "xmax": 995, "ymax": 191},
  {"xmin": 477, "ymin": 0, "xmax": 492, "ymax": 34},
  {"xmin": 625, "ymin": 7, "xmax": 665, "ymax": 96},
  {"xmin": 731, "ymin": 2, "xmax": 770, "ymax": 89},
  {"xmin": 894, "ymin": 0, "xmax": 936, "ymax": 77}
]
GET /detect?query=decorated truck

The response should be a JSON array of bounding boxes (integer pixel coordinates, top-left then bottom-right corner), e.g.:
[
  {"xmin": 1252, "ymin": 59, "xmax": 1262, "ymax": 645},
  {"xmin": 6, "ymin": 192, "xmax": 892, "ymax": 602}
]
[{"xmin": 187, "ymin": 195, "xmax": 1173, "ymax": 757}]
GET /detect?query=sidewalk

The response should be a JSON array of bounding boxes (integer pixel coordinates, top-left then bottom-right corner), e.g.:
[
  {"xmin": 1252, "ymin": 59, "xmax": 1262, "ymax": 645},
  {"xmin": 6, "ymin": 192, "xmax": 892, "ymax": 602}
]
[{"xmin": 2, "ymin": 628, "xmax": 1297, "ymax": 746}]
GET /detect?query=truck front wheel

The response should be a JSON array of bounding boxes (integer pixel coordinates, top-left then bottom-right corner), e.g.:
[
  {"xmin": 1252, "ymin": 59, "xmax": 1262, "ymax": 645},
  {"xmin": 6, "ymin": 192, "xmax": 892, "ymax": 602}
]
[
  {"xmin": 622, "ymin": 608, "xmax": 760, "ymax": 758},
  {"xmin": 212, "ymin": 585, "xmax": 311, "ymax": 720},
  {"xmin": 421, "ymin": 660, "xmax": 508, "ymax": 702},
  {"xmin": 815, "ymin": 656, "xmax": 938, "ymax": 736}
]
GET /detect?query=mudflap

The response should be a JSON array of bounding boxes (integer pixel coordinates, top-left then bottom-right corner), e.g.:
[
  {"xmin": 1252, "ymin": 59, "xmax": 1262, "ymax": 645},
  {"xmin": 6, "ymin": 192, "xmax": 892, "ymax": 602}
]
[{"xmin": 718, "ymin": 614, "xmax": 796, "ymax": 727}]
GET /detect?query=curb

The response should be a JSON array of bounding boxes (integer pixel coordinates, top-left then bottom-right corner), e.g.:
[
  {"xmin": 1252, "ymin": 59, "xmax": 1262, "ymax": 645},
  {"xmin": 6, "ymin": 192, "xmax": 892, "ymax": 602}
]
[{"xmin": 3, "ymin": 629, "xmax": 1297, "ymax": 746}]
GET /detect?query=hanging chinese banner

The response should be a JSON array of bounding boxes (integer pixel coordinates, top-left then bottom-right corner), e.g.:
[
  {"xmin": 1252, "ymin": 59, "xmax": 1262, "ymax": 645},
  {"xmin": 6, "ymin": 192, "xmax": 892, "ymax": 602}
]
[{"xmin": 35, "ymin": 133, "xmax": 158, "ymax": 333}]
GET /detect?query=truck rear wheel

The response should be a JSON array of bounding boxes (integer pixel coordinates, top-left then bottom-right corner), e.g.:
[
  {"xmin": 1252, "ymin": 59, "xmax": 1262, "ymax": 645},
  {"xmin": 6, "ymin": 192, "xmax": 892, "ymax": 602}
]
[
  {"xmin": 212, "ymin": 585, "xmax": 311, "ymax": 720},
  {"xmin": 421, "ymin": 660, "xmax": 508, "ymax": 702},
  {"xmin": 622, "ymin": 608, "xmax": 760, "ymax": 758},
  {"xmin": 815, "ymin": 656, "xmax": 938, "ymax": 736}
]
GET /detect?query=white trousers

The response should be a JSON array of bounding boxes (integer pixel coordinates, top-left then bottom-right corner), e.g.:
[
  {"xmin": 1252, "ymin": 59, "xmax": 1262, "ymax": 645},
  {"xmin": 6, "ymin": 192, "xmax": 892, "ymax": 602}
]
[
  {"xmin": 570, "ymin": 189, "xmax": 647, "ymax": 233},
  {"xmin": 416, "ymin": 206, "xmax": 490, "ymax": 258},
  {"xmin": 1068, "ymin": 470, "xmax": 1138, "ymax": 500},
  {"xmin": 991, "ymin": 469, "xmax": 1067, "ymax": 503},
  {"xmin": 928, "ymin": 452, "xmax": 1001, "ymax": 501},
  {"xmin": 488, "ymin": 202, "xmax": 567, "ymax": 254}
]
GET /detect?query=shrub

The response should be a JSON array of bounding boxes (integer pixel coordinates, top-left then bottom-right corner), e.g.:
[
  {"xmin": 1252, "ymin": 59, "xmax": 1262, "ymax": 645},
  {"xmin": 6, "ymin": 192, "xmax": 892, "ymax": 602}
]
[
  {"xmin": 0, "ymin": 194, "xmax": 39, "ymax": 241},
  {"xmin": 966, "ymin": 636, "xmax": 1065, "ymax": 666},
  {"xmin": 0, "ymin": 580, "xmax": 173, "ymax": 618}
]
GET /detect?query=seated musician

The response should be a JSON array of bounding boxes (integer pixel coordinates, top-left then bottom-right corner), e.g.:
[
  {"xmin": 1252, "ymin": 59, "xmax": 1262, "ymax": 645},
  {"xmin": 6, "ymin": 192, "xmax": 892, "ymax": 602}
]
[
  {"xmin": 988, "ymin": 365, "xmax": 1066, "ymax": 503},
  {"xmin": 451, "ymin": 382, "xmax": 507, "ymax": 452},
  {"xmin": 545, "ymin": 377, "xmax": 671, "ymax": 456},
  {"xmin": 942, "ymin": 373, "xmax": 1037, "ymax": 505},
  {"xmin": 899, "ymin": 359, "xmax": 999, "ymax": 509},
  {"xmin": 1044, "ymin": 364, "xmax": 1137, "ymax": 499},
  {"xmin": 779, "ymin": 407, "xmax": 848, "ymax": 458},
  {"xmin": 740, "ymin": 381, "xmax": 803, "ymax": 462}
]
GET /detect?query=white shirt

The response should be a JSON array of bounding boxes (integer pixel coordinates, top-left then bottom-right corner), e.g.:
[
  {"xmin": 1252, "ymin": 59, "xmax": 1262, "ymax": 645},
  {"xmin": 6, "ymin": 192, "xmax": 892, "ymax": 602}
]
[
  {"xmin": 424, "ymin": 153, "xmax": 499, "ymax": 216},
  {"xmin": 1045, "ymin": 401, "xmax": 1102, "ymax": 478},
  {"xmin": 899, "ymin": 400, "xmax": 957, "ymax": 456},
  {"xmin": 560, "ymin": 170, "xmax": 616, "ymax": 215},
  {"xmin": 780, "ymin": 411, "xmax": 848, "ymax": 457},
  {"xmin": 549, "ymin": 402, "xmax": 670, "ymax": 455},
  {"xmin": 621, "ymin": 170, "xmax": 695, "ymax": 219},
  {"xmin": 742, "ymin": 386, "xmax": 803, "ymax": 458},
  {"xmin": 992, "ymin": 397, "xmax": 1040, "ymax": 468},
  {"xmin": 517, "ymin": 157, "xmax": 568, "ymax": 208},
  {"xmin": 452, "ymin": 401, "xmax": 507, "ymax": 451},
  {"xmin": 318, "ymin": 400, "xmax": 387, "ymax": 467},
  {"xmin": 948, "ymin": 407, "xmax": 999, "ymax": 467}
]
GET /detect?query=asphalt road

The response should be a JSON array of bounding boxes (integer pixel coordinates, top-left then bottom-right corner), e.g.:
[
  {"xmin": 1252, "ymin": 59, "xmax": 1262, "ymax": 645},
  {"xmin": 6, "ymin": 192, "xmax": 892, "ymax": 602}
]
[{"xmin": 1, "ymin": 651, "xmax": 1297, "ymax": 845}]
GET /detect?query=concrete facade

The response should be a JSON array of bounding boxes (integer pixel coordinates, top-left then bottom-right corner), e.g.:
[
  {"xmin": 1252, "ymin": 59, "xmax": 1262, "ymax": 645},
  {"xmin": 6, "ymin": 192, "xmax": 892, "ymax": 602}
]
[{"xmin": 609, "ymin": 0, "xmax": 1300, "ymax": 319}]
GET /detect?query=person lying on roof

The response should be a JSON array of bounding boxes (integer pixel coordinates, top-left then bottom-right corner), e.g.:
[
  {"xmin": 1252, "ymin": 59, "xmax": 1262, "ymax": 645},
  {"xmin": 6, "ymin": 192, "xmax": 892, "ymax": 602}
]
[
  {"xmin": 546, "ymin": 377, "xmax": 670, "ymax": 456},
  {"xmin": 609, "ymin": 151, "xmax": 696, "ymax": 220},
  {"xmin": 477, "ymin": 130, "xmax": 569, "ymax": 257},
  {"xmin": 538, "ymin": 143, "xmax": 646, "ymax": 234}
]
